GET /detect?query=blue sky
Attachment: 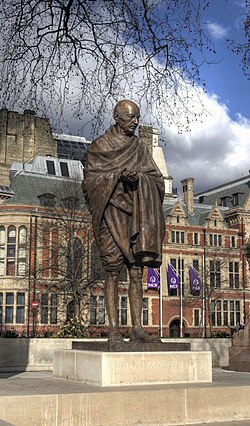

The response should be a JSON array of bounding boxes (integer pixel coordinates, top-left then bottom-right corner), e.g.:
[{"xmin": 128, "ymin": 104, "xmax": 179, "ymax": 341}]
[
  {"xmin": 163, "ymin": 0, "xmax": 250, "ymax": 194},
  {"xmin": 202, "ymin": 0, "xmax": 249, "ymax": 121}
]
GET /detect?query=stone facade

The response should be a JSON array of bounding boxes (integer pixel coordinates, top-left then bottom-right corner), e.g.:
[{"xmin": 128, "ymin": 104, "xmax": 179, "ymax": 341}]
[{"xmin": 0, "ymin": 108, "xmax": 56, "ymax": 186}]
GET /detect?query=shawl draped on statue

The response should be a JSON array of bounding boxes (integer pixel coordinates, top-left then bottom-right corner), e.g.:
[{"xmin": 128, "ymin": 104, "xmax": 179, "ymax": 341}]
[{"xmin": 82, "ymin": 125, "xmax": 166, "ymax": 268}]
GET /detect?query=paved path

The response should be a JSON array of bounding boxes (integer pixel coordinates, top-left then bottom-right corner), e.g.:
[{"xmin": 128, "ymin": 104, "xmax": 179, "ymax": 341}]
[
  {"xmin": 1, "ymin": 368, "xmax": 250, "ymax": 396},
  {"xmin": 0, "ymin": 368, "xmax": 250, "ymax": 425}
]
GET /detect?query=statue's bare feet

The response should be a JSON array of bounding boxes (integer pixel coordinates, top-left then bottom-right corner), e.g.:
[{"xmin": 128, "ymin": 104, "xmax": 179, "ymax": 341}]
[
  {"xmin": 130, "ymin": 326, "xmax": 159, "ymax": 342},
  {"xmin": 108, "ymin": 331, "xmax": 123, "ymax": 342}
]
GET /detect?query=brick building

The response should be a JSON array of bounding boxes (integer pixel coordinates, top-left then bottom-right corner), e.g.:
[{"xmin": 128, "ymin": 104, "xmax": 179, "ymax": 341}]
[{"xmin": 0, "ymin": 108, "xmax": 249, "ymax": 337}]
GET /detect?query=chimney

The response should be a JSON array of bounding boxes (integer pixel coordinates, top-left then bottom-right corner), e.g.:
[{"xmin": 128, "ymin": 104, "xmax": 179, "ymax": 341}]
[{"xmin": 181, "ymin": 177, "xmax": 194, "ymax": 214}]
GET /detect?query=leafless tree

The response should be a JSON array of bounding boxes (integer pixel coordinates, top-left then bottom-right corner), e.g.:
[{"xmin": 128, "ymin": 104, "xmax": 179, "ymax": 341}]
[
  {"xmin": 34, "ymin": 178, "xmax": 104, "ymax": 336},
  {"xmin": 203, "ymin": 248, "xmax": 240, "ymax": 337},
  {"xmin": 227, "ymin": 0, "xmax": 250, "ymax": 80},
  {"xmin": 0, "ymin": 0, "xmax": 216, "ymax": 134},
  {"xmin": 184, "ymin": 248, "xmax": 240, "ymax": 337}
]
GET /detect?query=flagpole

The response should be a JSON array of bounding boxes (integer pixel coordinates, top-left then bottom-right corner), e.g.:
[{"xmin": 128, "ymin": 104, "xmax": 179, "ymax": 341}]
[
  {"xmin": 202, "ymin": 252, "xmax": 205, "ymax": 338},
  {"xmin": 159, "ymin": 265, "xmax": 163, "ymax": 338},
  {"xmin": 180, "ymin": 252, "xmax": 183, "ymax": 338}
]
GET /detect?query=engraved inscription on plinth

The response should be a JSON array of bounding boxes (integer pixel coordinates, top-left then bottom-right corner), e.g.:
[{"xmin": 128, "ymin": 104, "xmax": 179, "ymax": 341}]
[
  {"xmin": 104, "ymin": 352, "xmax": 211, "ymax": 386},
  {"xmin": 53, "ymin": 350, "xmax": 212, "ymax": 387}
]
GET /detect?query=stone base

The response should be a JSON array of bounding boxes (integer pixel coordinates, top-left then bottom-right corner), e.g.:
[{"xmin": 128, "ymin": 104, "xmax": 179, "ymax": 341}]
[
  {"xmin": 53, "ymin": 350, "xmax": 212, "ymax": 387},
  {"xmin": 229, "ymin": 346, "xmax": 250, "ymax": 372},
  {"xmin": 72, "ymin": 340, "xmax": 191, "ymax": 352}
]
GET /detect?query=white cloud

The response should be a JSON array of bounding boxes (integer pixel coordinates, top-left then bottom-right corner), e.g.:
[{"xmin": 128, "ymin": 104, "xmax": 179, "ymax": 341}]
[
  {"xmin": 162, "ymin": 89, "xmax": 250, "ymax": 194},
  {"xmin": 207, "ymin": 21, "xmax": 228, "ymax": 39}
]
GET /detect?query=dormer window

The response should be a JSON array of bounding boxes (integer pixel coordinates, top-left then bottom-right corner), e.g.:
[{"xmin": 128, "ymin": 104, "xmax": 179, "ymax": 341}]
[
  {"xmin": 46, "ymin": 160, "xmax": 56, "ymax": 175},
  {"xmin": 220, "ymin": 196, "xmax": 230, "ymax": 207},
  {"xmin": 60, "ymin": 161, "xmax": 69, "ymax": 177},
  {"xmin": 38, "ymin": 193, "xmax": 56, "ymax": 207},
  {"xmin": 62, "ymin": 196, "xmax": 79, "ymax": 210}
]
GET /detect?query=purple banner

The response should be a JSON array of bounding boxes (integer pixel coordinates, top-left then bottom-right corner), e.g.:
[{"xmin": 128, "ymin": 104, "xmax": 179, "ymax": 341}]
[
  {"xmin": 147, "ymin": 268, "xmax": 159, "ymax": 289},
  {"xmin": 189, "ymin": 266, "xmax": 202, "ymax": 294},
  {"xmin": 167, "ymin": 264, "xmax": 179, "ymax": 289}
]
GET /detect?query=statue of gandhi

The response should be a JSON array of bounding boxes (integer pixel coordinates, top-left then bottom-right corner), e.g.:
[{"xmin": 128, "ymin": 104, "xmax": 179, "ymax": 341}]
[{"xmin": 82, "ymin": 100, "xmax": 165, "ymax": 342}]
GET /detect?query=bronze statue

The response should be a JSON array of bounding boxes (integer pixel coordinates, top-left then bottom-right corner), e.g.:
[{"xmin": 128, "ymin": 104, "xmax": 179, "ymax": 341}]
[{"xmin": 82, "ymin": 100, "xmax": 165, "ymax": 342}]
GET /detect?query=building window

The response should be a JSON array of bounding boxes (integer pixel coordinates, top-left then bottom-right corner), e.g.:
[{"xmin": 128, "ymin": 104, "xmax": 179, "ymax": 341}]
[
  {"xmin": 0, "ymin": 292, "xmax": 26, "ymax": 325},
  {"xmin": 210, "ymin": 260, "xmax": 221, "ymax": 288},
  {"xmin": 89, "ymin": 295, "xmax": 105, "ymax": 325},
  {"xmin": 171, "ymin": 231, "xmax": 185, "ymax": 244},
  {"xmin": 176, "ymin": 216, "xmax": 180, "ymax": 223},
  {"xmin": 0, "ymin": 226, "xmax": 27, "ymax": 277},
  {"xmin": 5, "ymin": 292, "xmax": 14, "ymax": 323},
  {"xmin": 217, "ymin": 301, "xmax": 222, "ymax": 326},
  {"xmin": 17, "ymin": 226, "xmax": 27, "ymax": 276},
  {"xmin": 120, "ymin": 296, "xmax": 127, "ymax": 326},
  {"xmin": 46, "ymin": 160, "xmax": 56, "ymax": 175},
  {"xmin": 214, "ymin": 220, "xmax": 217, "ymax": 227},
  {"xmin": 193, "ymin": 233, "xmax": 199, "ymax": 245},
  {"xmin": 194, "ymin": 309, "xmax": 200, "ymax": 327},
  {"xmin": 212, "ymin": 300, "xmax": 241, "ymax": 327},
  {"xmin": 209, "ymin": 234, "xmax": 222, "ymax": 247},
  {"xmin": 142, "ymin": 298, "xmax": 149, "ymax": 326},
  {"xmin": 211, "ymin": 300, "xmax": 222, "ymax": 326},
  {"xmin": 60, "ymin": 161, "xmax": 69, "ymax": 177},
  {"xmin": 40, "ymin": 293, "xmax": 58, "ymax": 325},
  {"xmin": 89, "ymin": 295, "xmax": 97, "ymax": 325},
  {"xmin": 193, "ymin": 259, "xmax": 199, "ymax": 272},
  {"xmin": 16, "ymin": 292, "xmax": 25, "ymax": 324},
  {"xmin": 7, "ymin": 226, "xmax": 16, "ymax": 276},
  {"xmin": 220, "ymin": 197, "xmax": 230, "ymax": 207},
  {"xmin": 38, "ymin": 193, "xmax": 56, "ymax": 208},
  {"xmin": 50, "ymin": 294, "xmax": 58, "ymax": 325},
  {"xmin": 229, "ymin": 262, "xmax": 240, "ymax": 289},
  {"xmin": 40, "ymin": 294, "xmax": 49, "ymax": 324},
  {"xmin": 223, "ymin": 301, "xmax": 229, "ymax": 326},
  {"xmin": 231, "ymin": 236, "xmax": 236, "ymax": 248},
  {"xmin": 98, "ymin": 295, "xmax": 105, "ymax": 325},
  {"xmin": 232, "ymin": 193, "xmax": 239, "ymax": 206}
]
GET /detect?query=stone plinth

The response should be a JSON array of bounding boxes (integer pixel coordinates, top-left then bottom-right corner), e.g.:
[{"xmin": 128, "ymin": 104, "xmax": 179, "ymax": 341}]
[
  {"xmin": 53, "ymin": 350, "xmax": 212, "ymax": 387},
  {"xmin": 229, "ymin": 323, "xmax": 250, "ymax": 372},
  {"xmin": 72, "ymin": 340, "xmax": 191, "ymax": 352}
]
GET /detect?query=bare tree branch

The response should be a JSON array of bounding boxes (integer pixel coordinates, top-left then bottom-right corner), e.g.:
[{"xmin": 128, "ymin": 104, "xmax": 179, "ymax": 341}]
[{"xmin": 0, "ymin": 0, "xmax": 215, "ymax": 134}]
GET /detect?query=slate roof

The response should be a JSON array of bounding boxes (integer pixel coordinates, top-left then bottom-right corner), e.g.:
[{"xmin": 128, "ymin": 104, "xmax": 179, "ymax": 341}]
[
  {"xmin": 194, "ymin": 175, "xmax": 250, "ymax": 208},
  {"xmin": 2, "ymin": 173, "xmax": 87, "ymax": 209}
]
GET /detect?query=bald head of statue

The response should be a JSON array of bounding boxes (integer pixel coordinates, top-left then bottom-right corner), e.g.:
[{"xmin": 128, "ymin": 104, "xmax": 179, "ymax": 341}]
[{"xmin": 113, "ymin": 100, "xmax": 140, "ymax": 136}]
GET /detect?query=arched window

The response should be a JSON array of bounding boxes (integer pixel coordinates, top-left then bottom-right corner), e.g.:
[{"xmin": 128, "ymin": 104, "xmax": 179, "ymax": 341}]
[
  {"xmin": 7, "ymin": 226, "xmax": 16, "ymax": 276},
  {"xmin": 0, "ymin": 225, "xmax": 27, "ymax": 276},
  {"xmin": 38, "ymin": 193, "xmax": 56, "ymax": 207},
  {"xmin": 17, "ymin": 226, "xmax": 27, "ymax": 276}
]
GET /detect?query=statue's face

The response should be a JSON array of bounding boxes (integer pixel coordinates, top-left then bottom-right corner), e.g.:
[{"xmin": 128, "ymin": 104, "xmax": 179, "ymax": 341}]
[{"xmin": 115, "ymin": 102, "xmax": 140, "ymax": 136}]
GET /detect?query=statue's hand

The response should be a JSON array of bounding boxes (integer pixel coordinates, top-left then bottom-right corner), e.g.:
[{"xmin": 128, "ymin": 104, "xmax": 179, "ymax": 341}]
[{"xmin": 121, "ymin": 170, "xmax": 138, "ymax": 183}]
